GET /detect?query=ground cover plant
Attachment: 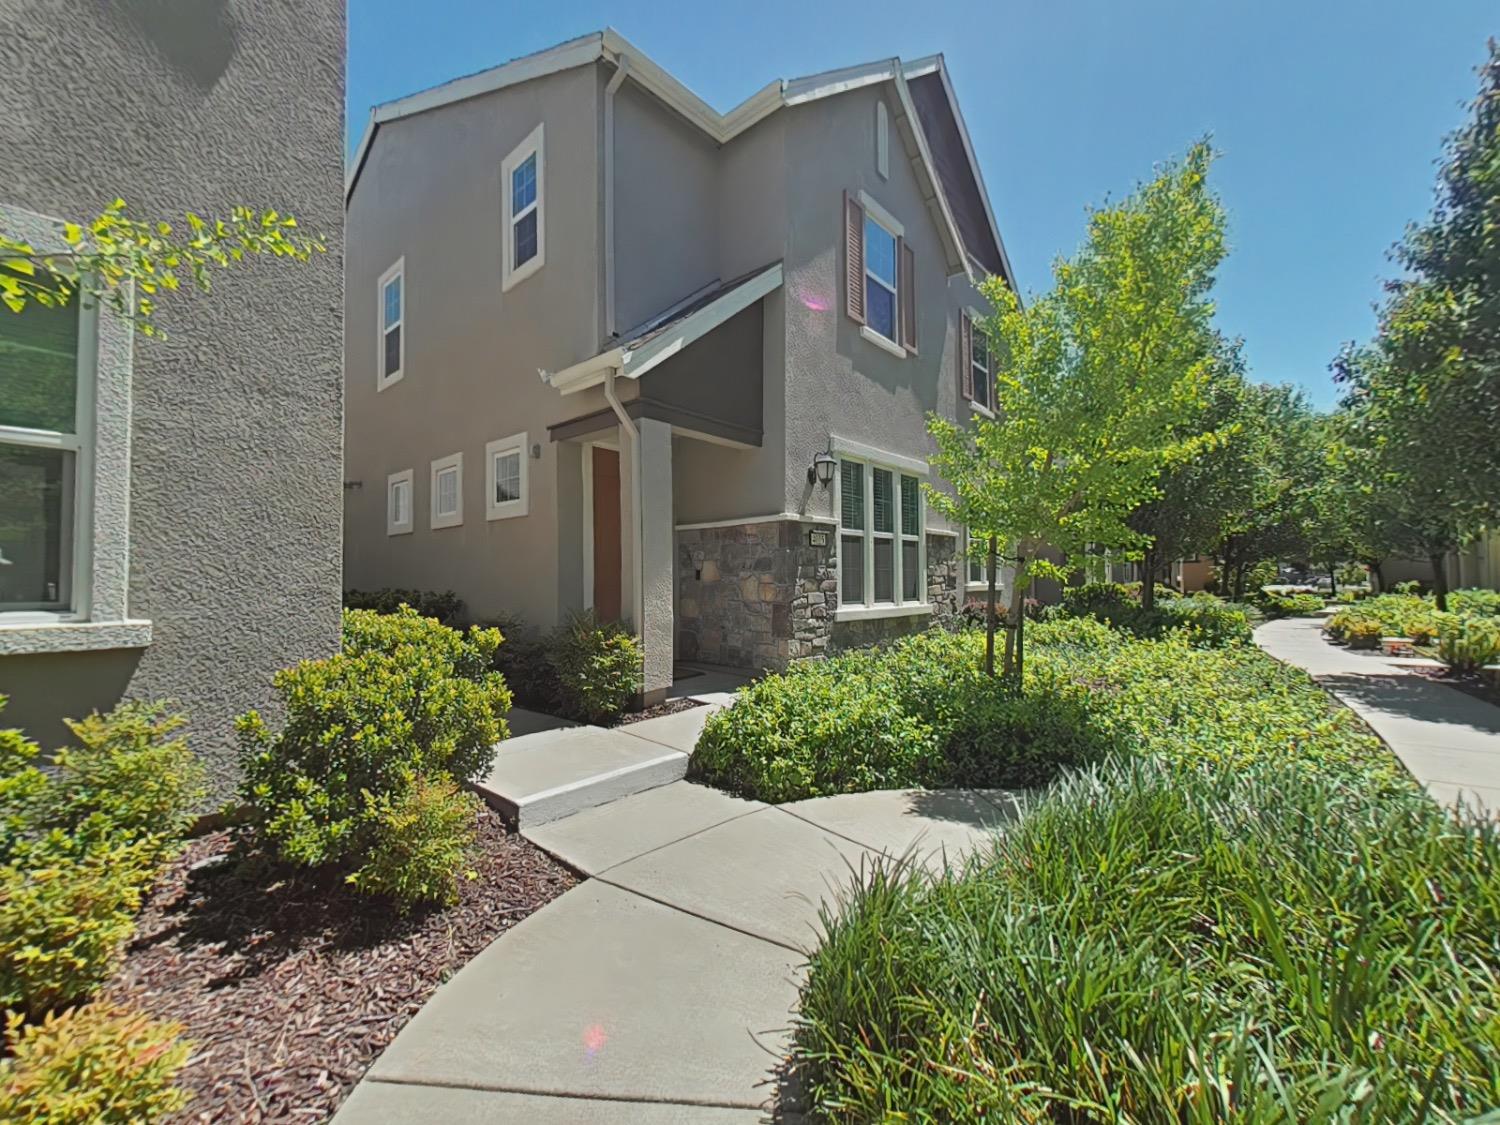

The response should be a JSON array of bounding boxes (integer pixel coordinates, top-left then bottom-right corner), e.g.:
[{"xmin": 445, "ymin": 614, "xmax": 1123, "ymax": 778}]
[
  {"xmin": 1056, "ymin": 581, "xmax": 1253, "ymax": 647},
  {"xmin": 793, "ymin": 757, "xmax": 1500, "ymax": 1122},
  {"xmin": 1258, "ymin": 590, "xmax": 1325, "ymax": 618}
]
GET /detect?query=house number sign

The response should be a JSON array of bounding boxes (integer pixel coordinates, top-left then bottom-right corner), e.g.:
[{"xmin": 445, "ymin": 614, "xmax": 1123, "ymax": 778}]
[{"xmin": 808, "ymin": 529, "xmax": 830, "ymax": 548}]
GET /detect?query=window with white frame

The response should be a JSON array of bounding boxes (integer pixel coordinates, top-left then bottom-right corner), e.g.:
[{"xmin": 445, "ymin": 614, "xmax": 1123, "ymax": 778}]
[
  {"xmin": 0, "ymin": 204, "xmax": 139, "ymax": 652},
  {"xmin": 971, "ymin": 318, "xmax": 992, "ymax": 411},
  {"xmin": 966, "ymin": 528, "xmax": 991, "ymax": 587},
  {"xmin": 502, "ymin": 124, "xmax": 544, "ymax": 290},
  {"xmin": 386, "ymin": 468, "xmax": 413, "ymax": 535},
  {"xmin": 837, "ymin": 455, "xmax": 924, "ymax": 611},
  {"xmin": 485, "ymin": 432, "xmax": 528, "ymax": 520},
  {"xmin": 430, "ymin": 452, "xmax": 463, "ymax": 529},
  {"xmin": 378, "ymin": 258, "xmax": 404, "ymax": 390},
  {"xmin": 863, "ymin": 212, "xmax": 899, "ymax": 343}
]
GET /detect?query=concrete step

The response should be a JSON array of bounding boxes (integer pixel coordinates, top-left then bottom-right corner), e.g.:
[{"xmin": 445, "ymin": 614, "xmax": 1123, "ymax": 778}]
[{"xmin": 474, "ymin": 725, "xmax": 690, "ymax": 829}]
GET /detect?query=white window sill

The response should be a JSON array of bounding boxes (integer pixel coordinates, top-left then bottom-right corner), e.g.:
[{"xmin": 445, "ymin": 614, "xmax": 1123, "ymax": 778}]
[
  {"xmin": 0, "ymin": 618, "xmax": 153, "ymax": 655},
  {"xmin": 486, "ymin": 502, "xmax": 528, "ymax": 521},
  {"xmin": 833, "ymin": 602, "xmax": 931, "ymax": 623},
  {"xmin": 965, "ymin": 582, "xmax": 1001, "ymax": 593},
  {"xmin": 377, "ymin": 370, "xmax": 403, "ymax": 392},
  {"xmin": 969, "ymin": 400, "xmax": 995, "ymax": 419},
  {"xmin": 859, "ymin": 325, "xmax": 907, "ymax": 358},
  {"xmin": 502, "ymin": 256, "xmax": 543, "ymax": 293}
]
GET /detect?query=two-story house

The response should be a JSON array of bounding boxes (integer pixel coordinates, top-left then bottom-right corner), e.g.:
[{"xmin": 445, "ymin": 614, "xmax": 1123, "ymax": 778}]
[{"xmin": 343, "ymin": 29, "xmax": 1017, "ymax": 703}]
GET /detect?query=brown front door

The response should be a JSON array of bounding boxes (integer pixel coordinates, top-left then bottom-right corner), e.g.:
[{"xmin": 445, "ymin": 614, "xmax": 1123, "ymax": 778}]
[{"xmin": 592, "ymin": 447, "xmax": 622, "ymax": 621}]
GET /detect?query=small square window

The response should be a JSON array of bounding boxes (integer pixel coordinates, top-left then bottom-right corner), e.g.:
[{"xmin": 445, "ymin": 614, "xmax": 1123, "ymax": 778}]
[
  {"xmin": 486, "ymin": 432, "xmax": 529, "ymax": 520},
  {"xmin": 386, "ymin": 469, "xmax": 413, "ymax": 536},
  {"xmin": 430, "ymin": 453, "xmax": 463, "ymax": 529}
]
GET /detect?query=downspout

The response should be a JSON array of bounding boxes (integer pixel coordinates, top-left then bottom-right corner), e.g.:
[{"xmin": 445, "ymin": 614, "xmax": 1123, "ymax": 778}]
[
  {"xmin": 604, "ymin": 369, "xmax": 643, "ymax": 635},
  {"xmin": 603, "ymin": 55, "xmax": 630, "ymax": 340}
]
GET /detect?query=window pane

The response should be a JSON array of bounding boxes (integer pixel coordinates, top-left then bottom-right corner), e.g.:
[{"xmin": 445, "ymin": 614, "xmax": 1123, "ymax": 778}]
[
  {"xmin": 872, "ymin": 469, "xmax": 893, "ymax": 534},
  {"xmin": 969, "ymin": 555, "xmax": 983, "ymax": 584},
  {"xmin": 390, "ymin": 480, "xmax": 409, "ymax": 525},
  {"xmin": 0, "ymin": 444, "xmax": 70, "ymax": 609},
  {"xmin": 865, "ymin": 279, "xmax": 896, "ymax": 341},
  {"xmin": 514, "ymin": 208, "xmax": 538, "ymax": 268},
  {"xmin": 383, "ymin": 274, "xmax": 401, "ymax": 328},
  {"xmin": 840, "ymin": 534, "xmax": 864, "ymax": 604},
  {"xmin": 437, "ymin": 467, "xmax": 458, "ymax": 514},
  {"xmin": 495, "ymin": 451, "xmax": 521, "ymax": 503},
  {"xmin": 839, "ymin": 461, "xmax": 864, "ymax": 530},
  {"xmin": 512, "ymin": 153, "xmax": 537, "ymax": 215},
  {"xmin": 900, "ymin": 475, "xmax": 919, "ymax": 536},
  {"xmin": 873, "ymin": 538, "xmax": 894, "ymax": 602},
  {"xmin": 903, "ymin": 541, "xmax": 920, "ymax": 601},
  {"xmin": 0, "ymin": 275, "xmax": 78, "ymax": 433},
  {"xmin": 863, "ymin": 216, "xmax": 896, "ymax": 284},
  {"xmin": 384, "ymin": 324, "xmax": 401, "ymax": 377}
]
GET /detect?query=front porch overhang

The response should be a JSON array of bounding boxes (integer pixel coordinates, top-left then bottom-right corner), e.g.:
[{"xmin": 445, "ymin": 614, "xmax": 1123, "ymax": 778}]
[{"xmin": 547, "ymin": 397, "xmax": 761, "ymax": 449}]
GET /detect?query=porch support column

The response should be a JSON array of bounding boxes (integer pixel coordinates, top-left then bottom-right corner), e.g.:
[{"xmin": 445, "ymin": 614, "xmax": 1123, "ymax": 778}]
[{"xmin": 636, "ymin": 416, "xmax": 675, "ymax": 704}]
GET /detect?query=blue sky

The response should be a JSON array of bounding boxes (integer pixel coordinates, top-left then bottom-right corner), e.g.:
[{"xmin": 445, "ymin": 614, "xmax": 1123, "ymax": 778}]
[{"xmin": 348, "ymin": 0, "xmax": 1495, "ymax": 408}]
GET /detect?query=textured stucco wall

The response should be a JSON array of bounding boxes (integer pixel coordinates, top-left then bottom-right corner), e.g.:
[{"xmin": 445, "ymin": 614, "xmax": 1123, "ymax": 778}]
[
  {"xmin": 343, "ymin": 64, "xmax": 602, "ymax": 628},
  {"xmin": 0, "ymin": 0, "xmax": 346, "ymax": 800}
]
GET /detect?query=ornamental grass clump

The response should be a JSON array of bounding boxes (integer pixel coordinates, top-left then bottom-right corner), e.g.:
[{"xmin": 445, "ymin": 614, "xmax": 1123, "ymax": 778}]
[
  {"xmin": 794, "ymin": 757, "xmax": 1500, "ymax": 1122},
  {"xmin": 237, "ymin": 607, "xmax": 510, "ymax": 908}
]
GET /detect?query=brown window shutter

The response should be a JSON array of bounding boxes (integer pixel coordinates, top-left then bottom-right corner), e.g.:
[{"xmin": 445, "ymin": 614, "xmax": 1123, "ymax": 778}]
[
  {"xmin": 900, "ymin": 238, "xmax": 916, "ymax": 353},
  {"xmin": 844, "ymin": 190, "xmax": 865, "ymax": 325},
  {"xmin": 959, "ymin": 312, "xmax": 974, "ymax": 400}
]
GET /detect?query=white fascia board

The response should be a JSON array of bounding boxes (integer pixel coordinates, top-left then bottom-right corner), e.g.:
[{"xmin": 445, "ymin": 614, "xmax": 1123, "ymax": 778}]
[
  {"xmin": 545, "ymin": 347, "xmax": 627, "ymax": 394},
  {"xmin": 921, "ymin": 57, "xmax": 1020, "ymax": 295},
  {"xmin": 891, "ymin": 73, "xmax": 971, "ymax": 281},
  {"xmin": 622, "ymin": 263, "xmax": 783, "ymax": 380},
  {"xmin": 782, "ymin": 58, "xmax": 901, "ymax": 106}
]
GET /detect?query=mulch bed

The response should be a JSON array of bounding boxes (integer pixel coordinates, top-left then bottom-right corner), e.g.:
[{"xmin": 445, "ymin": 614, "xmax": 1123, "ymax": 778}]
[
  {"xmin": 613, "ymin": 696, "xmax": 706, "ymax": 726},
  {"xmin": 105, "ymin": 809, "xmax": 577, "ymax": 1123}
]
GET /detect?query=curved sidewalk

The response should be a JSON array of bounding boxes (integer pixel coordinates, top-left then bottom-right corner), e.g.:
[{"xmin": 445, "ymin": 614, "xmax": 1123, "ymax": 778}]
[
  {"xmin": 1256, "ymin": 616, "xmax": 1500, "ymax": 814},
  {"xmin": 333, "ymin": 783, "xmax": 1020, "ymax": 1123}
]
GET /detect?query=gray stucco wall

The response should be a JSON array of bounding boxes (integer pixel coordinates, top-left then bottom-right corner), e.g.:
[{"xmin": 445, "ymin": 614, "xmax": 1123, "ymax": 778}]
[
  {"xmin": 343, "ymin": 64, "xmax": 604, "ymax": 628},
  {"xmin": 0, "ymin": 0, "xmax": 346, "ymax": 800}
]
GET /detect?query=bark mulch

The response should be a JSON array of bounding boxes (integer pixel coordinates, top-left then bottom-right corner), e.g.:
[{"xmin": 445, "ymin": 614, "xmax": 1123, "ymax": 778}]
[
  {"xmin": 613, "ymin": 696, "xmax": 706, "ymax": 726},
  {"xmin": 105, "ymin": 809, "xmax": 577, "ymax": 1123}
]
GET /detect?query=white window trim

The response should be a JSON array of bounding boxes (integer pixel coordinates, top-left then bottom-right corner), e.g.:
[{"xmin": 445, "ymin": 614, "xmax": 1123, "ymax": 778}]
[
  {"xmin": 377, "ymin": 257, "xmax": 404, "ymax": 391},
  {"xmin": 833, "ymin": 448, "xmax": 928, "ymax": 621},
  {"xmin": 875, "ymin": 100, "xmax": 890, "ymax": 179},
  {"xmin": 968, "ymin": 305, "xmax": 993, "ymax": 412},
  {"xmin": 430, "ymin": 452, "xmax": 463, "ymax": 529},
  {"xmin": 0, "ymin": 203, "xmax": 148, "ymax": 656},
  {"xmin": 386, "ymin": 468, "xmax": 413, "ymax": 535},
  {"xmin": 856, "ymin": 191, "xmax": 906, "ymax": 357},
  {"xmin": 501, "ymin": 123, "xmax": 545, "ymax": 292},
  {"xmin": 485, "ymin": 431, "xmax": 529, "ymax": 520}
]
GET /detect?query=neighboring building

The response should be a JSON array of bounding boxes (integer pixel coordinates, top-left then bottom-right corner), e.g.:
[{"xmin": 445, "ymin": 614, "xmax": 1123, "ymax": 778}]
[
  {"xmin": 343, "ymin": 29, "xmax": 1018, "ymax": 702},
  {"xmin": 0, "ymin": 1, "xmax": 346, "ymax": 799}
]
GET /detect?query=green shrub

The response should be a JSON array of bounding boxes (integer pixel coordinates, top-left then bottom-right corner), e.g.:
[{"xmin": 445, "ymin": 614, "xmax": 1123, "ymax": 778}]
[
  {"xmin": 1344, "ymin": 618, "xmax": 1383, "ymax": 649},
  {"xmin": 794, "ymin": 758, "xmax": 1498, "ymax": 1122},
  {"xmin": 1435, "ymin": 612, "xmax": 1500, "ymax": 672},
  {"xmin": 0, "ymin": 1004, "xmax": 190, "ymax": 1123},
  {"xmin": 1021, "ymin": 614, "xmax": 1120, "ymax": 650},
  {"xmin": 943, "ymin": 689, "xmax": 1115, "ymax": 788},
  {"xmin": 1258, "ymin": 591, "xmax": 1325, "ymax": 619},
  {"xmin": 347, "ymin": 775, "xmax": 480, "ymax": 909},
  {"xmin": 1451, "ymin": 587, "xmax": 1500, "ymax": 617},
  {"xmin": 549, "ymin": 611, "xmax": 642, "ymax": 724},
  {"xmin": 484, "ymin": 612, "xmax": 562, "ymax": 712},
  {"xmin": 237, "ymin": 608, "xmax": 510, "ymax": 904},
  {"xmin": 0, "ymin": 838, "xmax": 157, "ymax": 1018},
  {"xmin": 0, "ymin": 699, "xmax": 203, "ymax": 1017},
  {"xmin": 342, "ymin": 587, "xmax": 465, "ymax": 625},
  {"xmin": 1153, "ymin": 593, "xmax": 1251, "ymax": 647}
]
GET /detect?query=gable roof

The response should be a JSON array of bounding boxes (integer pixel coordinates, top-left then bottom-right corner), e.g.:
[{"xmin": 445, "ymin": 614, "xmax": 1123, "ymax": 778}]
[{"xmin": 345, "ymin": 30, "xmax": 1013, "ymax": 287}]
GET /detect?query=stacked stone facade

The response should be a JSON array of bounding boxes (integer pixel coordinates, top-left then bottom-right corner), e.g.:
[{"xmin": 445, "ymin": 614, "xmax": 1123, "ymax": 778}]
[{"xmin": 676, "ymin": 521, "xmax": 960, "ymax": 671}]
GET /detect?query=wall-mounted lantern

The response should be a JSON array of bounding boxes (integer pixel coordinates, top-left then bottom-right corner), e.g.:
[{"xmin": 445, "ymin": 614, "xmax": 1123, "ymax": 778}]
[{"xmin": 808, "ymin": 450, "xmax": 837, "ymax": 487}]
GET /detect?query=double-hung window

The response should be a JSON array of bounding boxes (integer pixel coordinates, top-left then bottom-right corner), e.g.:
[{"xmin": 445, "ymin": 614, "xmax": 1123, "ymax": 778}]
[
  {"xmin": 378, "ymin": 258, "xmax": 403, "ymax": 390},
  {"xmin": 864, "ymin": 215, "xmax": 898, "ymax": 343},
  {"xmin": 844, "ymin": 191, "xmax": 916, "ymax": 357},
  {"xmin": 485, "ymin": 432, "xmax": 528, "ymax": 520},
  {"xmin": 0, "ymin": 203, "xmax": 138, "ymax": 651},
  {"xmin": 502, "ymin": 124, "xmax": 544, "ymax": 290},
  {"xmin": 971, "ymin": 319, "xmax": 991, "ymax": 411},
  {"xmin": 430, "ymin": 452, "xmax": 463, "ymax": 529},
  {"xmin": 836, "ymin": 452, "xmax": 925, "ymax": 614}
]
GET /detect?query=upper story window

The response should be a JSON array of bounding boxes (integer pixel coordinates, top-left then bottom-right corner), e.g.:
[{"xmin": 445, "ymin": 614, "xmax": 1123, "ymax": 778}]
[
  {"xmin": 502, "ymin": 124, "xmax": 545, "ymax": 291},
  {"xmin": 378, "ymin": 258, "xmax": 404, "ymax": 391},
  {"xmin": 970, "ymin": 318, "xmax": 992, "ymax": 411},
  {"xmin": 959, "ymin": 310, "xmax": 993, "ymax": 414},
  {"xmin": 430, "ymin": 452, "xmax": 463, "ymax": 529},
  {"xmin": 844, "ymin": 191, "xmax": 917, "ymax": 359},
  {"xmin": 0, "ymin": 203, "xmax": 141, "ymax": 652},
  {"xmin": 836, "ymin": 452, "xmax": 925, "ymax": 613}
]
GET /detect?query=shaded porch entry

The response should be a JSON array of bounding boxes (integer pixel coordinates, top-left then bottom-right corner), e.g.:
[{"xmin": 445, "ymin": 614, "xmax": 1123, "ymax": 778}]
[{"xmin": 590, "ymin": 446, "xmax": 622, "ymax": 620}]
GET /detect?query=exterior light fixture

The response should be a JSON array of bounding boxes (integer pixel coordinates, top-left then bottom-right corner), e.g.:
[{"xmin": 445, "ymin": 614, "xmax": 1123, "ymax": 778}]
[{"xmin": 809, "ymin": 450, "xmax": 837, "ymax": 487}]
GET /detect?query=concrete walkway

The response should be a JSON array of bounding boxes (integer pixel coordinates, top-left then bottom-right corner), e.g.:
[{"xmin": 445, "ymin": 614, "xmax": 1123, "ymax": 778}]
[
  {"xmin": 333, "ymin": 783, "xmax": 1019, "ymax": 1123},
  {"xmin": 1256, "ymin": 616, "xmax": 1500, "ymax": 815}
]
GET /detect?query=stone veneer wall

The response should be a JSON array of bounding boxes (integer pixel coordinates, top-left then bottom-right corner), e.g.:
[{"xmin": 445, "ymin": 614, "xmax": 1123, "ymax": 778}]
[{"xmin": 677, "ymin": 523, "xmax": 960, "ymax": 671}]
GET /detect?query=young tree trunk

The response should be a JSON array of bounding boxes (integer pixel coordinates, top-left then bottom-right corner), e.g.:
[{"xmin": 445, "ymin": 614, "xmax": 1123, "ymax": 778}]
[
  {"xmin": 1328, "ymin": 563, "xmax": 1338, "ymax": 598},
  {"xmin": 984, "ymin": 536, "xmax": 998, "ymax": 677},
  {"xmin": 1369, "ymin": 559, "xmax": 1385, "ymax": 592},
  {"xmin": 1140, "ymin": 546, "xmax": 1157, "ymax": 611},
  {"xmin": 1232, "ymin": 563, "xmax": 1247, "ymax": 603},
  {"xmin": 1429, "ymin": 552, "xmax": 1449, "ymax": 612},
  {"xmin": 1004, "ymin": 560, "xmax": 1028, "ymax": 683}
]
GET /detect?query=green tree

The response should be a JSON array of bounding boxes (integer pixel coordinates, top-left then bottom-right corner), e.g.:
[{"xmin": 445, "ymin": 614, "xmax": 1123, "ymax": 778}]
[
  {"xmin": 1, "ymin": 198, "xmax": 324, "ymax": 334},
  {"xmin": 929, "ymin": 141, "xmax": 1228, "ymax": 678}
]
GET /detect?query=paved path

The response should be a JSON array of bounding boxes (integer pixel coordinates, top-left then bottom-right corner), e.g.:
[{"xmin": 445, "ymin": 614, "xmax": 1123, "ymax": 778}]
[
  {"xmin": 334, "ymin": 783, "xmax": 1020, "ymax": 1123},
  {"xmin": 1256, "ymin": 617, "xmax": 1500, "ymax": 814}
]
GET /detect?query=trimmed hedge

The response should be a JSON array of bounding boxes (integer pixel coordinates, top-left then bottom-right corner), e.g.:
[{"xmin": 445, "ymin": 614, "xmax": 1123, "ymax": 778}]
[{"xmin": 342, "ymin": 587, "xmax": 465, "ymax": 625}]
